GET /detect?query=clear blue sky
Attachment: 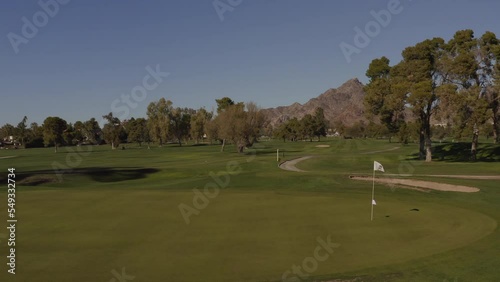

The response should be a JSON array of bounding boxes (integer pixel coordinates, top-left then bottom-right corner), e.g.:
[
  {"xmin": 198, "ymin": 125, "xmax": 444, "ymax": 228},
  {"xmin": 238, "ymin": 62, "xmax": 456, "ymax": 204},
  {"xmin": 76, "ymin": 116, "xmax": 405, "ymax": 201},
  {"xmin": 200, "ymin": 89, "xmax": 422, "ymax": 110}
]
[{"xmin": 1, "ymin": 0, "xmax": 499, "ymax": 126}]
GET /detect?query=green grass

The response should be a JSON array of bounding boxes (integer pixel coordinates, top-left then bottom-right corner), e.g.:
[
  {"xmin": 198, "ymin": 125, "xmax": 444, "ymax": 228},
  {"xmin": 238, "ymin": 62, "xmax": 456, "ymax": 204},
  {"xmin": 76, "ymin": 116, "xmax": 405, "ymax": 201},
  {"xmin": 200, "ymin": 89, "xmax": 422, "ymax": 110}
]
[{"xmin": 0, "ymin": 139, "xmax": 499, "ymax": 281}]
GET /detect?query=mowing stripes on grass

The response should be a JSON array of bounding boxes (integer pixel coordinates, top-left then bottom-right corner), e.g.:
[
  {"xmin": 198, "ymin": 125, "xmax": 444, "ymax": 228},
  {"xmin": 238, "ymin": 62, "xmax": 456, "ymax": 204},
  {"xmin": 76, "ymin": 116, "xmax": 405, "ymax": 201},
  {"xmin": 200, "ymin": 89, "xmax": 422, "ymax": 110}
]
[{"xmin": 0, "ymin": 139, "xmax": 499, "ymax": 281}]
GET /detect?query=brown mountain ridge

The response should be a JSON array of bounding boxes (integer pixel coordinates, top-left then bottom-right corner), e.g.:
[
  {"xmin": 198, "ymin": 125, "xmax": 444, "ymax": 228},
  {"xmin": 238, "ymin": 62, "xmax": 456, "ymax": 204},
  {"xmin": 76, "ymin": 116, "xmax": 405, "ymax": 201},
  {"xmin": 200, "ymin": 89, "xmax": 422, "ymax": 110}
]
[{"xmin": 262, "ymin": 78, "xmax": 367, "ymax": 127}]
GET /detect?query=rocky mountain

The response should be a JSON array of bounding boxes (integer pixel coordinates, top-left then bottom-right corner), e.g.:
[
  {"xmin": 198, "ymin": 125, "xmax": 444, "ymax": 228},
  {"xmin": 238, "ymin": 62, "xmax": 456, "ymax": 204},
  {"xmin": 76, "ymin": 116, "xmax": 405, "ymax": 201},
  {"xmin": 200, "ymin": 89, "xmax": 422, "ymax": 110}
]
[{"xmin": 262, "ymin": 78, "xmax": 367, "ymax": 127}]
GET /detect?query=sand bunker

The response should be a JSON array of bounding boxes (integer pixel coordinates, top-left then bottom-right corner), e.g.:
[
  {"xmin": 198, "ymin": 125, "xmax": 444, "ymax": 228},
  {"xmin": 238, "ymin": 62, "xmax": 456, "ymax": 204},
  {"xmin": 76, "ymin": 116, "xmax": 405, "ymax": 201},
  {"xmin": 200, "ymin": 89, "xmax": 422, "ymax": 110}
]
[
  {"xmin": 422, "ymin": 175, "xmax": 500, "ymax": 180},
  {"xmin": 382, "ymin": 174, "xmax": 500, "ymax": 180},
  {"xmin": 349, "ymin": 176, "xmax": 480, "ymax": 193},
  {"xmin": 315, "ymin": 145, "xmax": 331, "ymax": 148},
  {"xmin": 279, "ymin": 156, "xmax": 313, "ymax": 172}
]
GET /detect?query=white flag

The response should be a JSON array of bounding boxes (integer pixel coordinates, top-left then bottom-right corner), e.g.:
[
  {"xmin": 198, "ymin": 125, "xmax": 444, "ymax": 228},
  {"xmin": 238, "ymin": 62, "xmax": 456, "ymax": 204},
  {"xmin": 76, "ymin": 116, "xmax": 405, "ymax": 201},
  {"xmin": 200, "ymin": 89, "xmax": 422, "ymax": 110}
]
[
  {"xmin": 374, "ymin": 161, "xmax": 385, "ymax": 172},
  {"xmin": 372, "ymin": 199, "xmax": 377, "ymax": 205}
]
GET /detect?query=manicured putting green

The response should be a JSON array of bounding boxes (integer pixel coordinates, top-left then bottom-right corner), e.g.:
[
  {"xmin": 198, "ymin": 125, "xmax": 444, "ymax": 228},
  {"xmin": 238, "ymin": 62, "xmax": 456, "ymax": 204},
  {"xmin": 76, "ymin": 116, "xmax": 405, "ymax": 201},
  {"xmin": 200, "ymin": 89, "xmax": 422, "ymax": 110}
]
[{"xmin": 7, "ymin": 190, "xmax": 495, "ymax": 282}]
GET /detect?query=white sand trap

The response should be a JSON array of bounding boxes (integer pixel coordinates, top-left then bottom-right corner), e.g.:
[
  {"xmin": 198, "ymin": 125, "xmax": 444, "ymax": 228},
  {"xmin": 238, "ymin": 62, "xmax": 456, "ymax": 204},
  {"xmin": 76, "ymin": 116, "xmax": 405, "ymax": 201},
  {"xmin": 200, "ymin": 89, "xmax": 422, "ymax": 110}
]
[
  {"xmin": 349, "ymin": 176, "xmax": 479, "ymax": 193},
  {"xmin": 0, "ymin": 156, "xmax": 16, "ymax": 159},
  {"xmin": 423, "ymin": 175, "xmax": 500, "ymax": 180},
  {"xmin": 360, "ymin": 147, "xmax": 400, "ymax": 155},
  {"xmin": 382, "ymin": 174, "xmax": 500, "ymax": 180},
  {"xmin": 315, "ymin": 145, "xmax": 330, "ymax": 148},
  {"xmin": 279, "ymin": 156, "xmax": 313, "ymax": 172}
]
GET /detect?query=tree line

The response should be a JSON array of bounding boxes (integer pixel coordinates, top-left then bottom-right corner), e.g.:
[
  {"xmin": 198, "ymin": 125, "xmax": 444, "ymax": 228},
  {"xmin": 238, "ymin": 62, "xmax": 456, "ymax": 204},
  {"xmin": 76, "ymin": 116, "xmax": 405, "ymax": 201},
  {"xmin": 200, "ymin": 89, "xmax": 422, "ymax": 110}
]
[
  {"xmin": 1, "ymin": 29, "xmax": 499, "ymax": 161},
  {"xmin": 0, "ymin": 97, "xmax": 279, "ymax": 153},
  {"xmin": 273, "ymin": 108, "xmax": 328, "ymax": 142}
]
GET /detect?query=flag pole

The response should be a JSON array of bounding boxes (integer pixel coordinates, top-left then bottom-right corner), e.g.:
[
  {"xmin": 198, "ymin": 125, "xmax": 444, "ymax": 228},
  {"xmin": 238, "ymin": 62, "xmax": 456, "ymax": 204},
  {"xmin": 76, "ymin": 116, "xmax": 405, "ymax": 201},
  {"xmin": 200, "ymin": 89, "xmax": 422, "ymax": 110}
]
[{"xmin": 371, "ymin": 167, "xmax": 375, "ymax": 221}]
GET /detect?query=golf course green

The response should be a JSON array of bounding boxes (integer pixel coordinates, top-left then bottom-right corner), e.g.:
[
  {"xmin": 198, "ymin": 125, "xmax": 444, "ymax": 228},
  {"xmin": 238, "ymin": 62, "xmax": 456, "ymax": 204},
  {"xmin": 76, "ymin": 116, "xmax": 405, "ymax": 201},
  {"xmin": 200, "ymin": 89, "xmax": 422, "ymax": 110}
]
[{"xmin": 0, "ymin": 138, "xmax": 499, "ymax": 282}]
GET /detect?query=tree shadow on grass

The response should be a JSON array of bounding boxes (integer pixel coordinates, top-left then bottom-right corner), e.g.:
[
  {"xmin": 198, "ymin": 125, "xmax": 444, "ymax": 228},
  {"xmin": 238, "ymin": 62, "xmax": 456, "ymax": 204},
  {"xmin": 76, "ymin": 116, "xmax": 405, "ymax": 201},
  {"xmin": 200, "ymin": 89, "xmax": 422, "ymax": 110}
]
[
  {"xmin": 410, "ymin": 142, "xmax": 500, "ymax": 162},
  {"xmin": 80, "ymin": 167, "xmax": 160, "ymax": 182},
  {"xmin": 4, "ymin": 167, "xmax": 160, "ymax": 186},
  {"xmin": 217, "ymin": 147, "xmax": 301, "ymax": 157},
  {"xmin": 244, "ymin": 149, "xmax": 302, "ymax": 156},
  {"xmin": 191, "ymin": 143, "xmax": 210, "ymax": 147}
]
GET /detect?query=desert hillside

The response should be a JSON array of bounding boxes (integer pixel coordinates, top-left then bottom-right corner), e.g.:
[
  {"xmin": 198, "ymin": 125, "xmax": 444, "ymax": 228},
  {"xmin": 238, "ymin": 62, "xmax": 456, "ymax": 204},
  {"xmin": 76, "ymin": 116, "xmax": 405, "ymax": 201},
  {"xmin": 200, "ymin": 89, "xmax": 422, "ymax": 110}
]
[{"xmin": 262, "ymin": 78, "xmax": 367, "ymax": 126}]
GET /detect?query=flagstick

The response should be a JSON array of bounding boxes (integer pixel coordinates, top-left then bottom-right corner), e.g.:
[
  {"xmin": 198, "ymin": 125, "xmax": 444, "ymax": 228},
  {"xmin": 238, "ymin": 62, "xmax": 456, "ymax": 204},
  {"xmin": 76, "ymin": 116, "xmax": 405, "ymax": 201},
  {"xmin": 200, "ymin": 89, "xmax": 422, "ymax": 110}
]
[{"xmin": 371, "ymin": 168, "xmax": 375, "ymax": 221}]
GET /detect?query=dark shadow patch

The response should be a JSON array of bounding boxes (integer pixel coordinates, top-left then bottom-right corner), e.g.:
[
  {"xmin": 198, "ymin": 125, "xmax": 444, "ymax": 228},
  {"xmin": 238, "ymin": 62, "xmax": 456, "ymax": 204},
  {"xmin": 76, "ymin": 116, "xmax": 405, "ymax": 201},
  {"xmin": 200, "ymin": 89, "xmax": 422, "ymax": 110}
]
[
  {"xmin": 191, "ymin": 143, "xmax": 209, "ymax": 147},
  {"xmin": 244, "ymin": 149, "xmax": 302, "ymax": 156},
  {"xmin": 410, "ymin": 208, "xmax": 420, "ymax": 212},
  {"xmin": 78, "ymin": 167, "xmax": 159, "ymax": 182},
  {"xmin": 7, "ymin": 167, "xmax": 160, "ymax": 186},
  {"xmin": 244, "ymin": 149, "xmax": 276, "ymax": 156},
  {"xmin": 311, "ymin": 272, "xmax": 403, "ymax": 282},
  {"xmin": 410, "ymin": 142, "xmax": 500, "ymax": 162}
]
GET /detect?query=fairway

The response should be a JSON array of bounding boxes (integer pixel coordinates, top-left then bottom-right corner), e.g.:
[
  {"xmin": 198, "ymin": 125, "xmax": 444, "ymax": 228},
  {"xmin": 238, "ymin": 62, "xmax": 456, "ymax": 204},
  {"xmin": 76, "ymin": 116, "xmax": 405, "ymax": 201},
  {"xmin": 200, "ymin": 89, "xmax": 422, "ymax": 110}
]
[{"xmin": 0, "ymin": 139, "xmax": 499, "ymax": 281}]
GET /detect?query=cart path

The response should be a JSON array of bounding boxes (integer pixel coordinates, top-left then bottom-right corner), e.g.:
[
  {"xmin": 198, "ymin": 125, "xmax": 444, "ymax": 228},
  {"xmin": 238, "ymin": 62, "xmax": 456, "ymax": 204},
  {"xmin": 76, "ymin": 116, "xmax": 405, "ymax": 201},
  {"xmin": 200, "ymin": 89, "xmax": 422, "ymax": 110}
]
[{"xmin": 279, "ymin": 156, "xmax": 313, "ymax": 172}]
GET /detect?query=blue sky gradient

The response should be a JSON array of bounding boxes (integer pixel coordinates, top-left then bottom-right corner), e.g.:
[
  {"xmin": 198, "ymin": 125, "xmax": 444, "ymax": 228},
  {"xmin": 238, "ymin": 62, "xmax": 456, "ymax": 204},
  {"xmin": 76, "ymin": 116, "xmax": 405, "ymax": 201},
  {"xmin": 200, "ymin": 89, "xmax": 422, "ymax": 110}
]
[{"xmin": 1, "ymin": 0, "xmax": 499, "ymax": 126}]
